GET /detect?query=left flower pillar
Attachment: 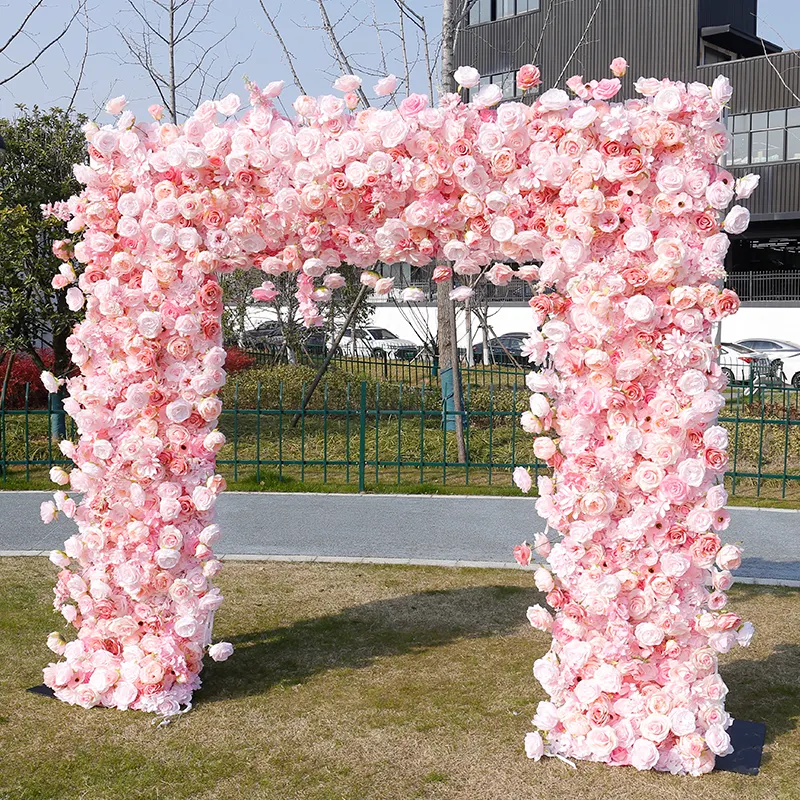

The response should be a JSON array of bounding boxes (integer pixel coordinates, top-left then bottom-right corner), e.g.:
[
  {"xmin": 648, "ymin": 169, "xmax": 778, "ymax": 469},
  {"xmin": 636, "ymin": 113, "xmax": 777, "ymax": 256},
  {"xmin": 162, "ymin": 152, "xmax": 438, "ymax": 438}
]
[{"xmin": 42, "ymin": 178, "xmax": 230, "ymax": 714}]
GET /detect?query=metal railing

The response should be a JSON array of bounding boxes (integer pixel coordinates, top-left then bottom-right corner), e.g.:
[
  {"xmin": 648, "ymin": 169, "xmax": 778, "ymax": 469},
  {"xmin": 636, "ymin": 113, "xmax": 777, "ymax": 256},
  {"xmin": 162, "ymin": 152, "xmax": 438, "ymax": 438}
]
[
  {"xmin": 244, "ymin": 348, "xmax": 530, "ymax": 389},
  {"xmin": 3, "ymin": 374, "xmax": 800, "ymax": 499},
  {"xmin": 725, "ymin": 270, "xmax": 800, "ymax": 303}
]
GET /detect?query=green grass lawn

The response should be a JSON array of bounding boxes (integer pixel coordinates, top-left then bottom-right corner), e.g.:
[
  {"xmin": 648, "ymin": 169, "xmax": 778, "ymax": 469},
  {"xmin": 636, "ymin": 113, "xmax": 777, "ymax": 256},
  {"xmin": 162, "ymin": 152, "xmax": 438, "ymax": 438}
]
[{"xmin": 1, "ymin": 558, "xmax": 799, "ymax": 800}]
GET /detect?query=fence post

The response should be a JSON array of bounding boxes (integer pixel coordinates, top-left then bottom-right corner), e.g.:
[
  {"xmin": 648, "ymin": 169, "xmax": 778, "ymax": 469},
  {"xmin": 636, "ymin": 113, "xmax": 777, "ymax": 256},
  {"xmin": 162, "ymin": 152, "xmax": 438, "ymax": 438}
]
[{"xmin": 358, "ymin": 380, "xmax": 367, "ymax": 492}]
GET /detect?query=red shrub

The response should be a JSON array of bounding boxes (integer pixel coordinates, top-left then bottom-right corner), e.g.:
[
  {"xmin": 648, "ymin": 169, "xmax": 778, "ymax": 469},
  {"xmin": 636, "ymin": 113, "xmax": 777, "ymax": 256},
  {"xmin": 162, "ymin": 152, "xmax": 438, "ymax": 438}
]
[
  {"xmin": 224, "ymin": 346, "xmax": 257, "ymax": 375},
  {"xmin": 0, "ymin": 350, "xmax": 54, "ymax": 409}
]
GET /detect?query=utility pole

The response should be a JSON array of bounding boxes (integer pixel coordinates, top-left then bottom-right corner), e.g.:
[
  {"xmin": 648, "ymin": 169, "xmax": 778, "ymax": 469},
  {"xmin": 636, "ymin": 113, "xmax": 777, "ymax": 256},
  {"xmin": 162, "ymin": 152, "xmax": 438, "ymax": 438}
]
[{"xmin": 438, "ymin": 0, "xmax": 467, "ymax": 462}]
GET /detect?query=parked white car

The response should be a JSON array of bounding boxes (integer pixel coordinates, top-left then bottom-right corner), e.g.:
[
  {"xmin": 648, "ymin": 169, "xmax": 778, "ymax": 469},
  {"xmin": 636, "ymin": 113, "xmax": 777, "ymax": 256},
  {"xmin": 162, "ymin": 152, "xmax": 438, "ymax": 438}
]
[
  {"xmin": 336, "ymin": 327, "xmax": 419, "ymax": 359},
  {"xmin": 775, "ymin": 351, "xmax": 800, "ymax": 387},
  {"xmin": 719, "ymin": 343, "xmax": 773, "ymax": 385},
  {"xmin": 735, "ymin": 338, "xmax": 800, "ymax": 358}
]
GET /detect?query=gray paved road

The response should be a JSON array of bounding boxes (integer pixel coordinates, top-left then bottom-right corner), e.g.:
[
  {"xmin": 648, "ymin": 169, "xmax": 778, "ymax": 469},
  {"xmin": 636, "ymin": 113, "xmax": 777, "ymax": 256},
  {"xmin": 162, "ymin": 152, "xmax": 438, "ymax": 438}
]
[{"xmin": 1, "ymin": 491, "xmax": 798, "ymax": 582}]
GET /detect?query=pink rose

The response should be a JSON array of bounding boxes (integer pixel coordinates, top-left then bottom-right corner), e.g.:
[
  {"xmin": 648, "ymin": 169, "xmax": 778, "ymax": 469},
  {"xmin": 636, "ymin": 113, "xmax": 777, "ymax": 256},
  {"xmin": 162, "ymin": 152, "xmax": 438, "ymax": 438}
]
[
  {"xmin": 705, "ymin": 724, "xmax": 733, "ymax": 756},
  {"xmin": 105, "ymin": 95, "xmax": 127, "ymax": 115},
  {"xmin": 716, "ymin": 544, "xmax": 742, "ymax": 571},
  {"xmin": 513, "ymin": 467, "xmax": 532, "ymax": 493},
  {"xmin": 533, "ymin": 437, "xmax": 556, "ymax": 461},
  {"xmin": 593, "ymin": 78, "xmax": 621, "ymax": 100},
  {"xmin": 513, "ymin": 541, "xmax": 532, "ymax": 566},
  {"xmin": 610, "ymin": 57, "xmax": 628, "ymax": 77},
  {"xmin": 373, "ymin": 75, "xmax": 397, "ymax": 96},
  {"xmin": 526, "ymin": 604, "xmax": 553, "ymax": 631},
  {"xmin": 630, "ymin": 738, "xmax": 659, "ymax": 770},
  {"xmin": 524, "ymin": 731, "xmax": 544, "ymax": 761},
  {"xmin": 517, "ymin": 64, "xmax": 541, "ymax": 91}
]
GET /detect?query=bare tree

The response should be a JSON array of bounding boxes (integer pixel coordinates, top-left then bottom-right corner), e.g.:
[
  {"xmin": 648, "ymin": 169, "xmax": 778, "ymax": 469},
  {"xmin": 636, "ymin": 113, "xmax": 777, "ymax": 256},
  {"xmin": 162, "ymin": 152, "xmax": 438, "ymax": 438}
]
[
  {"xmin": 117, "ymin": 0, "xmax": 246, "ymax": 123},
  {"xmin": 257, "ymin": 2, "xmax": 307, "ymax": 95},
  {"xmin": 0, "ymin": 0, "xmax": 84, "ymax": 88}
]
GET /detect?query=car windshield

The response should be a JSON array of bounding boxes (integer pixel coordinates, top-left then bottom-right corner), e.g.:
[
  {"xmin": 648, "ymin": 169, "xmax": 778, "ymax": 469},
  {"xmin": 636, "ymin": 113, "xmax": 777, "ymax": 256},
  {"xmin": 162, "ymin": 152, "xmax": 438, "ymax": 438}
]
[
  {"xmin": 366, "ymin": 328, "xmax": 398, "ymax": 340},
  {"xmin": 723, "ymin": 343, "xmax": 755, "ymax": 354}
]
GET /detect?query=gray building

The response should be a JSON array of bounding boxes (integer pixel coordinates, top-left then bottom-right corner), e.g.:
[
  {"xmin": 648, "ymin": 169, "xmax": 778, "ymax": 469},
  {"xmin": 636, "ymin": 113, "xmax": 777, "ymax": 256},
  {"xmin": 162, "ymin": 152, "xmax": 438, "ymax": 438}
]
[{"xmin": 455, "ymin": 0, "xmax": 800, "ymax": 302}]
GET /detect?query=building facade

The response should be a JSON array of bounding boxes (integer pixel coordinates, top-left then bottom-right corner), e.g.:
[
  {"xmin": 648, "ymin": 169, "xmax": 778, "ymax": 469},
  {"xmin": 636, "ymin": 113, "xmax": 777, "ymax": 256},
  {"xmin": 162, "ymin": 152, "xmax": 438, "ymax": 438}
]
[{"xmin": 454, "ymin": 0, "xmax": 800, "ymax": 315}]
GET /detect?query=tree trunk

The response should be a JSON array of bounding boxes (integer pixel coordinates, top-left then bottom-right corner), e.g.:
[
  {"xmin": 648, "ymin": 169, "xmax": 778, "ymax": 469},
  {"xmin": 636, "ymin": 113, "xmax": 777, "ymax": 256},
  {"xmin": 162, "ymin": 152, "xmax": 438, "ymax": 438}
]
[
  {"xmin": 437, "ymin": 0, "xmax": 467, "ymax": 461},
  {"xmin": 0, "ymin": 352, "xmax": 15, "ymax": 412},
  {"xmin": 169, "ymin": 0, "xmax": 178, "ymax": 123},
  {"xmin": 291, "ymin": 284, "xmax": 368, "ymax": 427},
  {"xmin": 465, "ymin": 296, "xmax": 474, "ymax": 366}
]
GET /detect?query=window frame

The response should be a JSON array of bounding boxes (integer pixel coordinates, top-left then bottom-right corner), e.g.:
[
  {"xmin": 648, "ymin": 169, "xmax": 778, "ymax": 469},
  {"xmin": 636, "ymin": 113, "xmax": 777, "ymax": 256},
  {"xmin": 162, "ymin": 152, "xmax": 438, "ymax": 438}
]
[
  {"xmin": 725, "ymin": 108, "xmax": 800, "ymax": 167},
  {"xmin": 467, "ymin": 0, "xmax": 540, "ymax": 27}
]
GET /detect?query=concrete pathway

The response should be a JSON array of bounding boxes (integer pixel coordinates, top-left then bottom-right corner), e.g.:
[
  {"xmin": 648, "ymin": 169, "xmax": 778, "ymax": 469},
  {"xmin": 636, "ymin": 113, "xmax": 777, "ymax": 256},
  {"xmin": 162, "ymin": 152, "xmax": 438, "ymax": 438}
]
[{"xmin": 1, "ymin": 491, "xmax": 798, "ymax": 584}]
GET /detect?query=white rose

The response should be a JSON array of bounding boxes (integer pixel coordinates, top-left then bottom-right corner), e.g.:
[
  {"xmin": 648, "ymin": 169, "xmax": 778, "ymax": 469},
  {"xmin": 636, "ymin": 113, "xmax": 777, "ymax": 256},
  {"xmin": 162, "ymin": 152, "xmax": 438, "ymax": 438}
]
[
  {"xmin": 155, "ymin": 548, "xmax": 181, "ymax": 569},
  {"xmin": 711, "ymin": 75, "xmax": 733, "ymax": 104},
  {"xmin": 539, "ymin": 88, "xmax": 569, "ymax": 111},
  {"xmin": 625, "ymin": 295, "xmax": 655, "ymax": 322},
  {"xmin": 41, "ymin": 371, "xmax": 63, "ymax": 393},
  {"xmin": 529, "ymin": 393, "xmax": 550, "ymax": 417},
  {"xmin": 490, "ymin": 216, "xmax": 515, "ymax": 242},
  {"xmin": 705, "ymin": 724, "xmax": 733, "ymax": 756},
  {"xmin": 678, "ymin": 457, "xmax": 706, "ymax": 487},
  {"xmin": 678, "ymin": 369, "xmax": 708, "ymax": 395},
  {"xmin": 735, "ymin": 173, "xmax": 760, "ymax": 199},
  {"xmin": 723, "ymin": 205, "xmax": 751, "ymax": 234},
  {"xmin": 473, "ymin": 84, "xmax": 503, "ymax": 108},
  {"xmin": 454, "ymin": 66, "xmax": 480, "ymax": 89},
  {"xmin": 623, "ymin": 226, "xmax": 653, "ymax": 252},
  {"xmin": 653, "ymin": 86, "xmax": 683, "ymax": 115},
  {"xmin": 166, "ymin": 399, "xmax": 192, "ymax": 423},
  {"xmin": 669, "ymin": 708, "xmax": 696, "ymax": 736},
  {"xmin": 616, "ymin": 425, "xmax": 643, "ymax": 452},
  {"xmin": 635, "ymin": 622, "xmax": 664, "ymax": 647},
  {"xmin": 137, "ymin": 311, "xmax": 163, "ymax": 339},
  {"xmin": 209, "ymin": 641, "xmax": 234, "ymax": 661}
]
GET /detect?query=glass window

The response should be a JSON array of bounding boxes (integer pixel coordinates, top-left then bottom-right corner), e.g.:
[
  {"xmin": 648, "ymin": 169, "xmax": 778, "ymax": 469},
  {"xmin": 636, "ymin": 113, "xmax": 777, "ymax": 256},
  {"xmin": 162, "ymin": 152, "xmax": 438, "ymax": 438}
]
[
  {"xmin": 733, "ymin": 114, "xmax": 750, "ymax": 133},
  {"xmin": 787, "ymin": 127, "xmax": 800, "ymax": 160},
  {"xmin": 518, "ymin": 0, "xmax": 541, "ymax": 11},
  {"xmin": 497, "ymin": 0, "xmax": 515, "ymax": 19},
  {"xmin": 787, "ymin": 108, "xmax": 800, "ymax": 127},
  {"xmin": 768, "ymin": 128, "xmax": 785, "ymax": 161},
  {"xmin": 703, "ymin": 46, "xmax": 731, "ymax": 64},
  {"xmin": 495, "ymin": 71, "xmax": 515, "ymax": 98},
  {"xmin": 732, "ymin": 133, "xmax": 749, "ymax": 165},
  {"xmin": 769, "ymin": 109, "xmax": 786, "ymax": 128},
  {"xmin": 750, "ymin": 130, "xmax": 768, "ymax": 163},
  {"xmin": 469, "ymin": 0, "xmax": 492, "ymax": 25},
  {"xmin": 751, "ymin": 112, "xmax": 769, "ymax": 130}
]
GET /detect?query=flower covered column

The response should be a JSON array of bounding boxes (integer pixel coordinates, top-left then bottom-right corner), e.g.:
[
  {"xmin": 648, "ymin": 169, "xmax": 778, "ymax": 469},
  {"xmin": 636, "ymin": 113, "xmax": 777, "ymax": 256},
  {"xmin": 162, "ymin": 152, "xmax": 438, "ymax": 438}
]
[
  {"xmin": 40, "ymin": 141, "xmax": 233, "ymax": 716},
  {"xmin": 516, "ymin": 75, "xmax": 756, "ymax": 774}
]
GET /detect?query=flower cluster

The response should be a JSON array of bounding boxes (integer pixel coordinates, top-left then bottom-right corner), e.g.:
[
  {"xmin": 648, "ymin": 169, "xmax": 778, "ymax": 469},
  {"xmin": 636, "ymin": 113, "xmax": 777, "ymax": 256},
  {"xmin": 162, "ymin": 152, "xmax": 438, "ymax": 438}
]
[
  {"xmin": 511, "ymin": 72, "xmax": 756, "ymax": 774},
  {"xmin": 41, "ymin": 61, "xmax": 753, "ymax": 753}
]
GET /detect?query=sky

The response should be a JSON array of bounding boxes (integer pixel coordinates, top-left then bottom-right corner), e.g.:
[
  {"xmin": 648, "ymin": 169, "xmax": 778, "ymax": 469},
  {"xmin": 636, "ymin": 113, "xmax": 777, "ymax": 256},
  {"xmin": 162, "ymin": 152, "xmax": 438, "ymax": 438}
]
[{"xmin": 1, "ymin": 0, "xmax": 799, "ymax": 120}]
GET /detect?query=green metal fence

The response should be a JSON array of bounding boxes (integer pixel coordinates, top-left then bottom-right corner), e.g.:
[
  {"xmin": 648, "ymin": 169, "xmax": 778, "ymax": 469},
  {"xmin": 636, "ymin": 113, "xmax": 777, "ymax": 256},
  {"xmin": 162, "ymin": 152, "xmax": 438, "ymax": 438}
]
[
  {"xmin": 3, "ymin": 377, "xmax": 800, "ymax": 500},
  {"xmin": 245, "ymin": 349, "xmax": 529, "ymax": 390}
]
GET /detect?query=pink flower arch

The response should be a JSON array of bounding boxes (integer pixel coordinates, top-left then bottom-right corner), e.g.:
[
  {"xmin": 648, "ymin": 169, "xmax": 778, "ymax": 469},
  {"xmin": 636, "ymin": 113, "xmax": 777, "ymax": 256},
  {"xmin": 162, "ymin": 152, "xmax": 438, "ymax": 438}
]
[{"xmin": 39, "ymin": 64, "xmax": 755, "ymax": 773}]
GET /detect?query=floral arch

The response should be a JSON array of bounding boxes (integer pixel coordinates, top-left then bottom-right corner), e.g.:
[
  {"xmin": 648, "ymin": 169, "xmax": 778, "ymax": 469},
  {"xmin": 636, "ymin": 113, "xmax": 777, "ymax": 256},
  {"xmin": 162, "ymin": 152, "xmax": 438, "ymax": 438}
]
[{"xmin": 40, "ymin": 61, "xmax": 756, "ymax": 775}]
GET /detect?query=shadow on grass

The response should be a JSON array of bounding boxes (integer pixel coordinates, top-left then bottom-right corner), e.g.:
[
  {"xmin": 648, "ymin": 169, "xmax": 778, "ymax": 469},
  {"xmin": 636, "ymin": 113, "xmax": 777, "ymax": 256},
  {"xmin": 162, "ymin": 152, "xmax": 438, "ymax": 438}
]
[
  {"xmin": 722, "ymin": 643, "xmax": 800, "ymax": 763},
  {"xmin": 199, "ymin": 584, "xmax": 534, "ymax": 703}
]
